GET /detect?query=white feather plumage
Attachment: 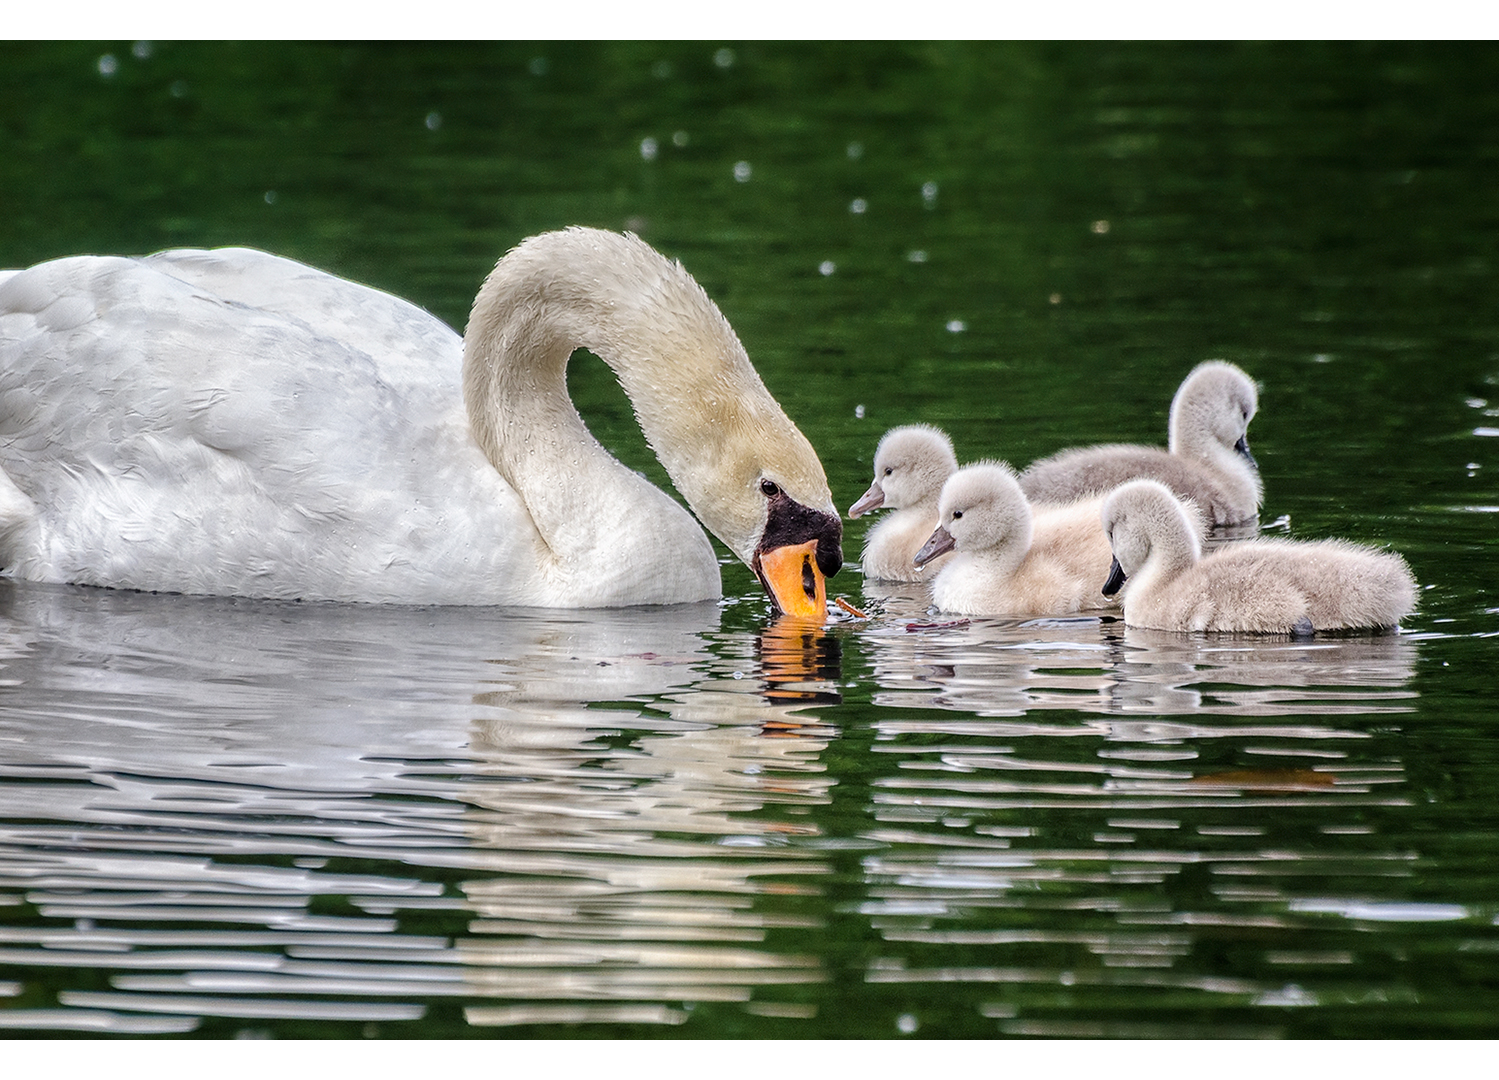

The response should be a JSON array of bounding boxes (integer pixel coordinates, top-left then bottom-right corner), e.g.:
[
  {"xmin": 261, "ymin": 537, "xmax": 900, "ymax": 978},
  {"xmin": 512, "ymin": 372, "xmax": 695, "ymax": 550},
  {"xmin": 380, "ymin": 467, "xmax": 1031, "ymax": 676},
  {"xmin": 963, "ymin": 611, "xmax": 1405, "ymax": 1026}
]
[{"xmin": 0, "ymin": 231, "xmax": 834, "ymax": 606}]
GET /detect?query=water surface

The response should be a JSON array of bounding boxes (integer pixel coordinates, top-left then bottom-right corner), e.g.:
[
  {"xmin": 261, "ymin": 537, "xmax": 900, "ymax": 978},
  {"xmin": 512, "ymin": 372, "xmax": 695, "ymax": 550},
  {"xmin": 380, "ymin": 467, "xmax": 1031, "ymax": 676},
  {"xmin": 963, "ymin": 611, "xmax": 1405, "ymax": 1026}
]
[{"xmin": 1, "ymin": 42, "xmax": 1497, "ymax": 1038}]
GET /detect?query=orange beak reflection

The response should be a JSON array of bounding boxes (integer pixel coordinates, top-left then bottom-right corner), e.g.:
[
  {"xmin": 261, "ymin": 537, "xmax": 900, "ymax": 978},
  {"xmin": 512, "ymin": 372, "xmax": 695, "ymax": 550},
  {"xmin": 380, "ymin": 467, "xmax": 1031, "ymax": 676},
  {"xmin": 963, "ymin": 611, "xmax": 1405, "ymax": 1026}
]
[
  {"xmin": 757, "ymin": 618, "xmax": 842, "ymax": 711},
  {"xmin": 757, "ymin": 539, "xmax": 827, "ymax": 622}
]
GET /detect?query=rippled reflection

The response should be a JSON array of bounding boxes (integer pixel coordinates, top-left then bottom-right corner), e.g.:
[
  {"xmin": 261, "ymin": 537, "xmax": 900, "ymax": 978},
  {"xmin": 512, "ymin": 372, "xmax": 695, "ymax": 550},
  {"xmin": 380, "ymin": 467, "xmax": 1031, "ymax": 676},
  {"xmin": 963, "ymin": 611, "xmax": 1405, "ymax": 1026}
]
[
  {"xmin": 0, "ymin": 577, "xmax": 1488, "ymax": 1037},
  {"xmin": 0, "ymin": 583, "xmax": 834, "ymax": 1033},
  {"xmin": 858, "ymin": 598, "xmax": 1417, "ymax": 720},
  {"xmin": 840, "ymin": 593, "xmax": 1458, "ymax": 1037}
]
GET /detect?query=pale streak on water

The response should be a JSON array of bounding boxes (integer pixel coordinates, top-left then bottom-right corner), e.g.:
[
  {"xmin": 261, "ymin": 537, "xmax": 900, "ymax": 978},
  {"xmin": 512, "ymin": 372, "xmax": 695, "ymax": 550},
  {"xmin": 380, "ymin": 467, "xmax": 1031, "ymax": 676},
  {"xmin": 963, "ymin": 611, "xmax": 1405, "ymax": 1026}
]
[{"xmin": 0, "ymin": 576, "xmax": 1460, "ymax": 1036}]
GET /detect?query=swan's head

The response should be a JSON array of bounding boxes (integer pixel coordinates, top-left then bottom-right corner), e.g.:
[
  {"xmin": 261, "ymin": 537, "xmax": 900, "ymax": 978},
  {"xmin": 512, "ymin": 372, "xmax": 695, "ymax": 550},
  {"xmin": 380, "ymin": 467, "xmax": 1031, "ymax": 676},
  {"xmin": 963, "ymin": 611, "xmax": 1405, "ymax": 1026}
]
[
  {"xmin": 1099, "ymin": 478, "xmax": 1202, "ymax": 596},
  {"xmin": 703, "ymin": 411, "xmax": 840, "ymax": 620},
  {"xmin": 849, "ymin": 424, "xmax": 958, "ymax": 518},
  {"xmin": 1168, "ymin": 360, "xmax": 1259, "ymax": 468},
  {"xmin": 748, "ymin": 474, "xmax": 843, "ymax": 622},
  {"xmin": 914, "ymin": 462, "xmax": 1031, "ymax": 570}
]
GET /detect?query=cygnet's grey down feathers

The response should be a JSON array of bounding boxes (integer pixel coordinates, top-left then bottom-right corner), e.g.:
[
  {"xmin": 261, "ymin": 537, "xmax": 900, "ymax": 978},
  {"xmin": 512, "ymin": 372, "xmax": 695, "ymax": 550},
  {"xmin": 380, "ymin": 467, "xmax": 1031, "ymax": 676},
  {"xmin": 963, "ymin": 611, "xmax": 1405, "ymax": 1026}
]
[
  {"xmin": 1019, "ymin": 360, "xmax": 1263, "ymax": 526},
  {"xmin": 1101, "ymin": 479, "xmax": 1416, "ymax": 634}
]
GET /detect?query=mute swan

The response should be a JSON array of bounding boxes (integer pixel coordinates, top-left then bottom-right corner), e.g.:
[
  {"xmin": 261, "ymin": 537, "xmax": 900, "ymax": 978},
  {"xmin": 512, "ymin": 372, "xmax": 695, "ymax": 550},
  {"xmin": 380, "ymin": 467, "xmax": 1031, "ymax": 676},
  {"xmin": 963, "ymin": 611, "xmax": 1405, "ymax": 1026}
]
[
  {"xmin": 0, "ymin": 228, "xmax": 842, "ymax": 615},
  {"xmin": 848, "ymin": 424, "xmax": 957, "ymax": 582},
  {"xmin": 1018, "ymin": 360, "xmax": 1263, "ymax": 526},
  {"xmin": 1100, "ymin": 479, "xmax": 1416, "ymax": 634},
  {"xmin": 913, "ymin": 462, "xmax": 1116, "ymax": 616}
]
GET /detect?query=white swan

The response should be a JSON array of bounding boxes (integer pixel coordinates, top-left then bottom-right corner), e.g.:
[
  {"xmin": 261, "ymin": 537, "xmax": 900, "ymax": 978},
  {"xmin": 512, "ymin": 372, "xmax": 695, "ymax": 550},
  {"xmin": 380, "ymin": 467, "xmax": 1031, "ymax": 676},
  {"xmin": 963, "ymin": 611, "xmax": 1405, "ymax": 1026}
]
[
  {"xmin": 0, "ymin": 228, "xmax": 842, "ymax": 614},
  {"xmin": 1018, "ymin": 360, "xmax": 1263, "ymax": 526},
  {"xmin": 1100, "ymin": 479, "xmax": 1416, "ymax": 634},
  {"xmin": 913, "ymin": 462, "xmax": 1116, "ymax": 616},
  {"xmin": 847, "ymin": 424, "xmax": 956, "ymax": 582}
]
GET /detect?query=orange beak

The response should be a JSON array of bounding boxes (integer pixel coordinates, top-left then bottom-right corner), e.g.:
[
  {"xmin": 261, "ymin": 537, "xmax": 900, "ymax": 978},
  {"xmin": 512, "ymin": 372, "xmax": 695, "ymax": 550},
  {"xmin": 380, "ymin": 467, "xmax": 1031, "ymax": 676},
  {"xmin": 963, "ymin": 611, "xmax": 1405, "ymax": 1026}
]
[{"xmin": 756, "ymin": 539, "xmax": 827, "ymax": 622}]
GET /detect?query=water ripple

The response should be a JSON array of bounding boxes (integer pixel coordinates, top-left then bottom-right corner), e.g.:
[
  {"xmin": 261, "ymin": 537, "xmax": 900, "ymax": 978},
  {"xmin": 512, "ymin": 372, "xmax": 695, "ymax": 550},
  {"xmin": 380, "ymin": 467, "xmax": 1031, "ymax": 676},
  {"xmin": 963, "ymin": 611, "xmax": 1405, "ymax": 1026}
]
[{"xmin": 0, "ymin": 579, "xmax": 1480, "ymax": 1035}]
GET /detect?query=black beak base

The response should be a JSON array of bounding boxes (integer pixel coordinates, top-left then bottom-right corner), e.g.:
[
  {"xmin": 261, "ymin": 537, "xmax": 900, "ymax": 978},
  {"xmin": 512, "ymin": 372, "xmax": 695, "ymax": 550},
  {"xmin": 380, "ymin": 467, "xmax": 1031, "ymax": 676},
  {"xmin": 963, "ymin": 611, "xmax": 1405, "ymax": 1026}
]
[{"xmin": 757, "ymin": 490, "xmax": 843, "ymax": 579}]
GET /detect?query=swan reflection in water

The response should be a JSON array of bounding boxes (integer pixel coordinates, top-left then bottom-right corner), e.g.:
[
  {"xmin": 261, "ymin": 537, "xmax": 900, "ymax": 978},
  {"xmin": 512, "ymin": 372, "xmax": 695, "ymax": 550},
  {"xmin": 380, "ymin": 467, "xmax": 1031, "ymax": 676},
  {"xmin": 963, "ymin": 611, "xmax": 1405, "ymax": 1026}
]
[
  {"xmin": 0, "ymin": 582, "xmax": 839, "ymax": 1032},
  {"xmin": 459, "ymin": 615, "xmax": 839, "ymax": 1026}
]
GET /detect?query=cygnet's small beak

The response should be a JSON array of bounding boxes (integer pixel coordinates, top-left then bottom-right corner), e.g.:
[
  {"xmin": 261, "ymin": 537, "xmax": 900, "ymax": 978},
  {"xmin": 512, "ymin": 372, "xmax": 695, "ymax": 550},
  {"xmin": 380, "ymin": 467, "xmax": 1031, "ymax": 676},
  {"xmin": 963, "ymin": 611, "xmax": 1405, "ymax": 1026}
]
[
  {"xmin": 1102, "ymin": 556, "xmax": 1128, "ymax": 597},
  {"xmin": 913, "ymin": 525, "xmax": 955, "ymax": 570},
  {"xmin": 848, "ymin": 481, "xmax": 885, "ymax": 519},
  {"xmin": 757, "ymin": 540, "xmax": 826, "ymax": 621},
  {"xmin": 1235, "ymin": 435, "xmax": 1258, "ymax": 469}
]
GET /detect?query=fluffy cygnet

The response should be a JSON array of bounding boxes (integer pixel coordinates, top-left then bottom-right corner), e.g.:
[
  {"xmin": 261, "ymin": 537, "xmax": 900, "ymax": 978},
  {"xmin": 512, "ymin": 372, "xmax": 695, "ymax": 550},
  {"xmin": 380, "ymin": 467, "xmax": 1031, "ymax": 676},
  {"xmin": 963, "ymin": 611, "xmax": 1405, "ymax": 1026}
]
[
  {"xmin": 1018, "ymin": 360, "xmax": 1263, "ymax": 526},
  {"xmin": 914, "ymin": 462, "xmax": 1116, "ymax": 616},
  {"xmin": 849, "ymin": 424, "xmax": 958, "ymax": 582},
  {"xmin": 1101, "ymin": 479, "xmax": 1417, "ymax": 634}
]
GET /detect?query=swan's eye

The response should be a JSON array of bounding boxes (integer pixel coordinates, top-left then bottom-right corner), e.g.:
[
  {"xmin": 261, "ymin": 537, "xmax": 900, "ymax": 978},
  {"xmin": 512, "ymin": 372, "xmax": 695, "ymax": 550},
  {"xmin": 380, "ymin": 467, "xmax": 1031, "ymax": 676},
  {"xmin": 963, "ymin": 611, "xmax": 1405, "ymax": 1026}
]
[
  {"xmin": 883, "ymin": 467, "xmax": 893, "ymax": 476},
  {"xmin": 951, "ymin": 510, "xmax": 963, "ymax": 520},
  {"xmin": 759, "ymin": 479, "xmax": 781, "ymax": 498}
]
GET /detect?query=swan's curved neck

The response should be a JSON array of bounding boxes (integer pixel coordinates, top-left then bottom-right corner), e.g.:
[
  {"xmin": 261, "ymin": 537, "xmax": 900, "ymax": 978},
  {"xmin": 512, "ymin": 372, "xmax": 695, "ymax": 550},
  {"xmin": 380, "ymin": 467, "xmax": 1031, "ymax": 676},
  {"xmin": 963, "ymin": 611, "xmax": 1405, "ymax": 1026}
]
[
  {"xmin": 1170, "ymin": 416, "xmax": 1235, "ymax": 470},
  {"xmin": 461, "ymin": 230, "xmax": 824, "ymax": 572}
]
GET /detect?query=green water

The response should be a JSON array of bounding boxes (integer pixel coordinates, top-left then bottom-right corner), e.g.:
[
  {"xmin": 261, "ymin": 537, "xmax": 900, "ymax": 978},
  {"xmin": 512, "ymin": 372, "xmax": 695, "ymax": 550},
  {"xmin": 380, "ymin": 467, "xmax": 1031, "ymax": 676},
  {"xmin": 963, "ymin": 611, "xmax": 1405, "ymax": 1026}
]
[{"xmin": 1, "ymin": 41, "xmax": 1497, "ymax": 1038}]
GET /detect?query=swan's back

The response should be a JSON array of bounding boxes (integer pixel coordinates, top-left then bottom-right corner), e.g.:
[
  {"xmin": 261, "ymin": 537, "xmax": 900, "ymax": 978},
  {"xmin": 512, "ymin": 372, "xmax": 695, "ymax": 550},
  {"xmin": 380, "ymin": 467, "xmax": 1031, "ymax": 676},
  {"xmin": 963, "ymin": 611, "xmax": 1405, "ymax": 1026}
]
[
  {"xmin": 1019, "ymin": 443, "xmax": 1242, "ymax": 518},
  {"xmin": 1030, "ymin": 495, "xmax": 1113, "ymax": 584},
  {"xmin": 139, "ymin": 248, "xmax": 460, "ymax": 390},
  {"xmin": 0, "ymin": 248, "xmax": 536, "ymax": 602}
]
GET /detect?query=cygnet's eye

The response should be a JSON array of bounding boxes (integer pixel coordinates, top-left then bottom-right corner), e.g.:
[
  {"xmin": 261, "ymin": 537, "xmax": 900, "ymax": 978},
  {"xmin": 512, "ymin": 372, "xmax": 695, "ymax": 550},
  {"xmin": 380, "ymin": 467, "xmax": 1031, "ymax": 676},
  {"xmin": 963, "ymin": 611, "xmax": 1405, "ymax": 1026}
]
[
  {"xmin": 759, "ymin": 479, "xmax": 781, "ymax": 498},
  {"xmin": 883, "ymin": 466, "xmax": 893, "ymax": 476},
  {"xmin": 951, "ymin": 510, "xmax": 963, "ymax": 520}
]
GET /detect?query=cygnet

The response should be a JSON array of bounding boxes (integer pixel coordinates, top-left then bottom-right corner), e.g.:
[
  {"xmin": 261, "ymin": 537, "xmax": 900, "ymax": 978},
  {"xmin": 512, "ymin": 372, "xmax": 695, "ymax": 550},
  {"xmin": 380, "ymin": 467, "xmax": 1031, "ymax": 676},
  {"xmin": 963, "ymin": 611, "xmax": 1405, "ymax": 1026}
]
[
  {"xmin": 849, "ymin": 424, "xmax": 958, "ymax": 582},
  {"xmin": 1100, "ymin": 479, "xmax": 1417, "ymax": 634},
  {"xmin": 1019, "ymin": 360, "xmax": 1263, "ymax": 526},
  {"xmin": 914, "ymin": 462, "xmax": 1116, "ymax": 616}
]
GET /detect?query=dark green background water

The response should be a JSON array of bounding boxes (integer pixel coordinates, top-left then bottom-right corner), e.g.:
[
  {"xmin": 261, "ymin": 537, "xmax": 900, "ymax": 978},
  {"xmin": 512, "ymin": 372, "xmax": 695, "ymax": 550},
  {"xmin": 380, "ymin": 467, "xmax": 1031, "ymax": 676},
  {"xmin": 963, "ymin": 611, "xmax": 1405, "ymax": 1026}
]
[{"xmin": 1, "ymin": 41, "xmax": 1497, "ymax": 1038}]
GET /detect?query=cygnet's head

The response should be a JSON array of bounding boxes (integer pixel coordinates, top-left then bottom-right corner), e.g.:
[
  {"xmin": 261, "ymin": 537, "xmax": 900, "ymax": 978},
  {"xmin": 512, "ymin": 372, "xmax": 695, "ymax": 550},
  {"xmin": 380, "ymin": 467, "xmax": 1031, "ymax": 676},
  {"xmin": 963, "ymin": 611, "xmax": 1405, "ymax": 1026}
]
[
  {"xmin": 848, "ymin": 424, "xmax": 957, "ymax": 518},
  {"xmin": 1168, "ymin": 360, "xmax": 1259, "ymax": 467},
  {"xmin": 1099, "ymin": 478, "xmax": 1203, "ymax": 595},
  {"xmin": 914, "ymin": 462, "xmax": 1031, "ymax": 569}
]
